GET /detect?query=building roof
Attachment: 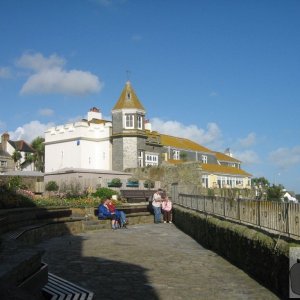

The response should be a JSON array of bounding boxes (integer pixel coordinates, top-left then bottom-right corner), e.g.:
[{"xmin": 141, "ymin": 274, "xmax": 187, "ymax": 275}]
[
  {"xmin": 0, "ymin": 170, "xmax": 44, "ymax": 177},
  {"xmin": 160, "ymin": 134, "xmax": 213, "ymax": 153},
  {"xmin": 112, "ymin": 81, "xmax": 145, "ymax": 111},
  {"xmin": 214, "ymin": 151, "xmax": 241, "ymax": 163},
  {"xmin": 8, "ymin": 140, "xmax": 35, "ymax": 153},
  {"xmin": 201, "ymin": 163, "xmax": 251, "ymax": 176},
  {"xmin": 165, "ymin": 160, "xmax": 251, "ymax": 176}
]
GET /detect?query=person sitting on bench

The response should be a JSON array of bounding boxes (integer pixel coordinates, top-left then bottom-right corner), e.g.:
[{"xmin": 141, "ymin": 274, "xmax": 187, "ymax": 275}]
[
  {"xmin": 107, "ymin": 198, "xmax": 127, "ymax": 228},
  {"xmin": 98, "ymin": 198, "xmax": 118, "ymax": 230}
]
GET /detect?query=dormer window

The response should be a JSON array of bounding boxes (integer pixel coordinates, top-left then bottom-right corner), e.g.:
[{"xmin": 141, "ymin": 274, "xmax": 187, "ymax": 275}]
[
  {"xmin": 137, "ymin": 115, "xmax": 143, "ymax": 129},
  {"xmin": 125, "ymin": 114, "xmax": 134, "ymax": 128}
]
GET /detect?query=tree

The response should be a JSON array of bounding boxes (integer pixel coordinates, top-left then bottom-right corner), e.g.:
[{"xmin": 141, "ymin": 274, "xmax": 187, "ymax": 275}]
[
  {"xmin": 31, "ymin": 136, "xmax": 45, "ymax": 172},
  {"xmin": 267, "ymin": 184, "xmax": 285, "ymax": 202},
  {"xmin": 24, "ymin": 152, "xmax": 35, "ymax": 170},
  {"xmin": 12, "ymin": 150, "xmax": 22, "ymax": 170},
  {"xmin": 252, "ymin": 177, "xmax": 270, "ymax": 187}
]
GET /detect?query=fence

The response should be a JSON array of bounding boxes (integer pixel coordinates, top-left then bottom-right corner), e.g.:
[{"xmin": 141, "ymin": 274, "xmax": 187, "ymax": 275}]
[{"xmin": 172, "ymin": 189, "xmax": 300, "ymax": 238}]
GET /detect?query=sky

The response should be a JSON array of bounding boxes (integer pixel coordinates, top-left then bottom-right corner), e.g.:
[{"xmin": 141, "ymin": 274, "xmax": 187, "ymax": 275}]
[{"xmin": 0, "ymin": 0, "xmax": 300, "ymax": 193}]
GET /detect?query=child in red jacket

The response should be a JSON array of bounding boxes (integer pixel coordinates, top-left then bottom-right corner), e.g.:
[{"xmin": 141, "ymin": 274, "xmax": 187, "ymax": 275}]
[{"xmin": 161, "ymin": 195, "xmax": 173, "ymax": 223}]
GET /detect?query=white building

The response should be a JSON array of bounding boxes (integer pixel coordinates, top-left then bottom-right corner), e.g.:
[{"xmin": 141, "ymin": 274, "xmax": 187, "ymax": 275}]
[{"xmin": 44, "ymin": 107, "xmax": 112, "ymax": 173}]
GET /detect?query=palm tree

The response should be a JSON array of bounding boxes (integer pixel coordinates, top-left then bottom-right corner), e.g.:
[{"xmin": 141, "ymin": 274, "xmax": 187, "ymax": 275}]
[
  {"xmin": 31, "ymin": 136, "xmax": 45, "ymax": 172},
  {"xmin": 24, "ymin": 152, "xmax": 35, "ymax": 170},
  {"xmin": 12, "ymin": 150, "xmax": 22, "ymax": 170}
]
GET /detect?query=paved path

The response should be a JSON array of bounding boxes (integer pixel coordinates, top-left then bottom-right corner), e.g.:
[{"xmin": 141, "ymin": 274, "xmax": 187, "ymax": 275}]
[{"xmin": 38, "ymin": 223, "xmax": 279, "ymax": 300}]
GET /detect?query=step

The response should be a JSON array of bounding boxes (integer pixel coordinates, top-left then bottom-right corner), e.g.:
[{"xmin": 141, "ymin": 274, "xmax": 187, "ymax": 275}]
[{"xmin": 42, "ymin": 272, "xmax": 93, "ymax": 300}]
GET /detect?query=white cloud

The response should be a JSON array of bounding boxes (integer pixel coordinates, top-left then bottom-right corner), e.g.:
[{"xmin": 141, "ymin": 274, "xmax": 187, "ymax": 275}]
[
  {"xmin": 16, "ymin": 52, "xmax": 102, "ymax": 96},
  {"xmin": 269, "ymin": 146, "xmax": 300, "ymax": 170},
  {"xmin": 150, "ymin": 118, "xmax": 222, "ymax": 148},
  {"xmin": 0, "ymin": 67, "xmax": 12, "ymax": 78},
  {"xmin": 16, "ymin": 53, "xmax": 65, "ymax": 71},
  {"xmin": 233, "ymin": 150, "xmax": 260, "ymax": 165},
  {"xmin": 38, "ymin": 108, "xmax": 54, "ymax": 116},
  {"xmin": 9, "ymin": 120, "xmax": 55, "ymax": 142},
  {"xmin": 238, "ymin": 132, "xmax": 257, "ymax": 148}
]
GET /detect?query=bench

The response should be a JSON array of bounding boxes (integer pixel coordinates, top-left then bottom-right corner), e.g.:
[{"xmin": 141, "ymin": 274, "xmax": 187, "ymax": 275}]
[
  {"xmin": 120, "ymin": 189, "xmax": 155, "ymax": 203},
  {"xmin": 42, "ymin": 272, "xmax": 94, "ymax": 300}
]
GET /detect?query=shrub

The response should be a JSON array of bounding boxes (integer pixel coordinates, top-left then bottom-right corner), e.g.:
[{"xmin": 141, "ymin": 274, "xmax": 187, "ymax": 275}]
[
  {"xmin": 7, "ymin": 176, "xmax": 22, "ymax": 191},
  {"xmin": 144, "ymin": 179, "xmax": 155, "ymax": 189},
  {"xmin": 92, "ymin": 187, "xmax": 118, "ymax": 200},
  {"xmin": 45, "ymin": 181, "xmax": 59, "ymax": 192},
  {"xmin": 108, "ymin": 178, "xmax": 122, "ymax": 187}
]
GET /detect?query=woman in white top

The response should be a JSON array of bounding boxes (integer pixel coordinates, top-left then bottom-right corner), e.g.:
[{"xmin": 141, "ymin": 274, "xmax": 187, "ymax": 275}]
[{"xmin": 152, "ymin": 188, "xmax": 163, "ymax": 223}]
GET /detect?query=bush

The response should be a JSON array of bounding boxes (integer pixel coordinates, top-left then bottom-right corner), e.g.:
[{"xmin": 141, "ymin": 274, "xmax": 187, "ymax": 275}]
[
  {"xmin": 45, "ymin": 181, "xmax": 59, "ymax": 192},
  {"xmin": 144, "ymin": 179, "xmax": 155, "ymax": 189},
  {"xmin": 7, "ymin": 176, "xmax": 22, "ymax": 191},
  {"xmin": 92, "ymin": 187, "xmax": 118, "ymax": 200},
  {"xmin": 108, "ymin": 178, "xmax": 122, "ymax": 187}
]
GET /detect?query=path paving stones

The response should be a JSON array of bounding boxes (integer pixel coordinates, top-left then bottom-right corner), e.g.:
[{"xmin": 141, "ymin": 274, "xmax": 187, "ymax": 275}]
[{"xmin": 38, "ymin": 223, "xmax": 279, "ymax": 300}]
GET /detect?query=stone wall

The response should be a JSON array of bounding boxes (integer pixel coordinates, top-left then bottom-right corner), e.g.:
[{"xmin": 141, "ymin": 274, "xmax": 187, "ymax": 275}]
[
  {"xmin": 173, "ymin": 205, "xmax": 297, "ymax": 299},
  {"xmin": 127, "ymin": 163, "xmax": 256, "ymax": 198},
  {"xmin": 127, "ymin": 161, "xmax": 202, "ymax": 192}
]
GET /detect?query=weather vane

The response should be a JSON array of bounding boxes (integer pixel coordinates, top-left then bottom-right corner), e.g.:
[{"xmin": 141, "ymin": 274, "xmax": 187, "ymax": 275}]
[{"xmin": 126, "ymin": 70, "xmax": 131, "ymax": 82}]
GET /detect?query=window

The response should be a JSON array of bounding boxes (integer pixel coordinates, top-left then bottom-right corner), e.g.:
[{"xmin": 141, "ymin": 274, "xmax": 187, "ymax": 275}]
[
  {"xmin": 236, "ymin": 178, "xmax": 243, "ymax": 186},
  {"xmin": 0, "ymin": 160, "xmax": 7, "ymax": 167},
  {"xmin": 202, "ymin": 175, "xmax": 208, "ymax": 188},
  {"xmin": 145, "ymin": 154, "xmax": 158, "ymax": 166},
  {"xmin": 137, "ymin": 115, "xmax": 143, "ymax": 129},
  {"xmin": 125, "ymin": 114, "xmax": 134, "ymax": 128},
  {"xmin": 127, "ymin": 92, "xmax": 131, "ymax": 100},
  {"xmin": 138, "ymin": 150, "xmax": 144, "ymax": 167},
  {"xmin": 173, "ymin": 150, "xmax": 180, "ymax": 160},
  {"xmin": 217, "ymin": 176, "xmax": 226, "ymax": 188},
  {"xmin": 202, "ymin": 155, "xmax": 207, "ymax": 164}
]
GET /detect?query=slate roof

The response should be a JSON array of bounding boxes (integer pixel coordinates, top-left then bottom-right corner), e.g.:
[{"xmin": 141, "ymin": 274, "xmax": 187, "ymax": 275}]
[
  {"xmin": 214, "ymin": 151, "xmax": 241, "ymax": 163},
  {"xmin": 159, "ymin": 134, "xmax": 213, "ymax": 153},
  {"xmin": 112, "ymin": 81, "xmax": 145, "ymax": 111},
  {"xmin": 201, "ymin": 163, "xmax": 251, "ymax": 176},
  {"xmin": 8, "ymin": 140, "xmax": 35, "ymax": 153}
]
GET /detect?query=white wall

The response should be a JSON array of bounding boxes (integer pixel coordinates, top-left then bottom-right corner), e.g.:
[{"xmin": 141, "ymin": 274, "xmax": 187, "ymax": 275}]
[{"xmin": 45, "ymin": 121, "xmax": 112, "ymax": 173}]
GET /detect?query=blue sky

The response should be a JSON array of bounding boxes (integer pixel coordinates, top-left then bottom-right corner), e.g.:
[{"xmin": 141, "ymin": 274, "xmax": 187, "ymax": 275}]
[{"xmin": 0, "ymin": 0, "xmax": 299, "ymax": 192}]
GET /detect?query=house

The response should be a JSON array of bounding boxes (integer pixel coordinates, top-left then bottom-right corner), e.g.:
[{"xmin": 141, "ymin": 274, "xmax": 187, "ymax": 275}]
[
  {"xmin": 0, "ymin": 133, "xmax": 14, "ymax": 173},
  {"xmin": 44, "ymin": 81, "xmax": 251, "ymax": 189},
  {"xmin": 283, "ymin": 191, "xmax": 298, "ymax": 203},
  {"xmin": 0, "ymin": 133, "xmax": 35, "ymax": 172}
]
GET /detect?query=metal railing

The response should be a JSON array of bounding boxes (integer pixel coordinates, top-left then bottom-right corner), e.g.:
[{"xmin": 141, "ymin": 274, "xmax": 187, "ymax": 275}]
[{"xmin": 173, "ymin": 192, "xmax": 300, "ymax": 238}]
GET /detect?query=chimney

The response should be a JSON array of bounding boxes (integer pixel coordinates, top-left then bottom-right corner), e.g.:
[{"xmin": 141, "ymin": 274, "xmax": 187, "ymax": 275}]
[
  {"xmin": 87, "ymin": 107, "xmax": 102, "ymax": 121},
  {"xmin": 224, "ymin": 147, "xmax": 233, "ymax": 157},
  {"xmin": 1, "ymin": 133, "xmax": 9, "ymax": 152},
  {"xmin": 144, "ymin": 119, "xmax": 152, "ymax": 131}
]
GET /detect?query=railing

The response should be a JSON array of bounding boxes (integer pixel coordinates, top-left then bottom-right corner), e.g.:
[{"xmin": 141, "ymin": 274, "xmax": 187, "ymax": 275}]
[{"xmin": 173, "ymin": 193, "xmax": 300, "ymax": 238}]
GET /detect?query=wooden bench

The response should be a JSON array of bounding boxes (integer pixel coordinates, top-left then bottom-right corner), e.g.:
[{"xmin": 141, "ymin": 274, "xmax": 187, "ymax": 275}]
[{"xmin": 120, "ymin": 189, "xmax": 155, "ymax": 203}]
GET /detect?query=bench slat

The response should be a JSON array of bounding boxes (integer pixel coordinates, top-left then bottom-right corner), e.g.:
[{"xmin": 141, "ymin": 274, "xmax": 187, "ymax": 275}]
[{"xmin": 43, "ymin": 273, "xmax": 93, "ymax": 300}]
